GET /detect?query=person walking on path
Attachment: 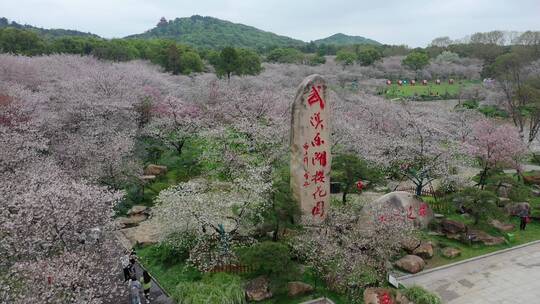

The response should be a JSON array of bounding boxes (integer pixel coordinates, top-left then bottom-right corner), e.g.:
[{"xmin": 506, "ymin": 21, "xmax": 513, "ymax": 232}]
[
  {"xmin": 519, "ymin": 206, "xmax": 530, "ymax": 231},
  {"xmin": 120, "ymin": 253, "xmax": 131, "ymax": 282},
  {"xmin": 129, "ymin": 275, "xmax": 142, "ymax": 304},
  {"xmin": 128, "ymin": 249, "xmax": 138, "ymax": 279},
  {"xmin": 141, "ymin": 270, "xmax": 153, "ymax": 303}
]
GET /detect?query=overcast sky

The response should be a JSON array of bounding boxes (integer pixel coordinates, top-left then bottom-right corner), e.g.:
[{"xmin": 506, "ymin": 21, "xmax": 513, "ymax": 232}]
[{"xmin": 1, "ymin": 0, "xmax": 539, "ymax": 47}]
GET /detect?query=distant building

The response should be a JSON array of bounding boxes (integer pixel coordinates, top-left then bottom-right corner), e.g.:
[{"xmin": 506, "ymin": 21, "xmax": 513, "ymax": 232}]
[{"xmin": 157, "ymin": 17, "xmax": 168, "ymax": 27}]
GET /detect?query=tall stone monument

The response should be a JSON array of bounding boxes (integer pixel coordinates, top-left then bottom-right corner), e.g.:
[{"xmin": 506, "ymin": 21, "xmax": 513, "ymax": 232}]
[{"xmin": 290, "ymin": 74, "xmax": 331, "ymax": 225}]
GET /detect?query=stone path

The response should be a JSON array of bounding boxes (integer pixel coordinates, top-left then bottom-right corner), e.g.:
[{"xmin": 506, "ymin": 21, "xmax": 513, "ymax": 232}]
[
  {"xmin": 128, "ymin": 262, "xmax": 174, "ymax": 304},
  {"xmin": 400, "ymin": 241, "xmax": 540, "ymax": 304},
  {"xmin": 116, "ymin": 232, "xmax": 173, "ymax": 304}
]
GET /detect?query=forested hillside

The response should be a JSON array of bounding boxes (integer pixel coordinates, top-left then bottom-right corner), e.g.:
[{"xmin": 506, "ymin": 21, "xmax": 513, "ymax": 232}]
[
  {"xmin": 0, "ymin": 17, "xmax": 98, "ymax": 39},
  {"xmin": 126, "ymin": 15, "xmax": 305, "ymax": 50},
  {"xmin": 314, "ymin": 33, "xmax": 380, "ymax": 46}
]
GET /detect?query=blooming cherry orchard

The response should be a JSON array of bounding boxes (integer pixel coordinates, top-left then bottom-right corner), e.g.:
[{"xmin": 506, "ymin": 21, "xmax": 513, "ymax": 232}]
[{"xmin": 0, "ymin": 47, "xmax": 520, "ymax": 303}]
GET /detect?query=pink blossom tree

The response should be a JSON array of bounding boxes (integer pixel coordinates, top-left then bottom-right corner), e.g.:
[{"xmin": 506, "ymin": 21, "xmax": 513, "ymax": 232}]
[{"xmin": 466, "ymin": 119, "xmax": 527, "ymax": 188}]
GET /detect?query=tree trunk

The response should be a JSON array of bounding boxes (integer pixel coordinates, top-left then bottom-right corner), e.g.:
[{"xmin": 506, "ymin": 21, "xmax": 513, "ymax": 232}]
[
  {"xmin": 478, "ymin": 167, "xmax": 489, "ymax": 190},
  {"xmin": 273, "ymin": 221, "xmax": 279, "ymax": 242},
  {"xmin": 415, "ymin": 183, "xmax": 423, "ymax": 196},
  {"xmin": 342, "ymin": 185, "xmax": 349, "ymax": 204}
]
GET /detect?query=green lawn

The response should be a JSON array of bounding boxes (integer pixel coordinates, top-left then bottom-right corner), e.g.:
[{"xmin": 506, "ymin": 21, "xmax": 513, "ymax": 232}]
[
  {"xmin": 136, "ymin": 246, "xmax": 202, "ymax": 294},
  {"xmin": 383, "ymin": 80, "xmax": 479, "ymax": 100},
  {"xmin": 137, "ymin": 245, "xmax": 348, "ymax": 304},
  {"xmin": 421, "ymin": 210, "xmax": 540, "ymax": 269}
]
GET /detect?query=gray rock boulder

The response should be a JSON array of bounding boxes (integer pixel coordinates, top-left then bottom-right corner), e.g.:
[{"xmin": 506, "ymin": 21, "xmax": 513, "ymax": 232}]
[
  {"xmin": 364, "ymin": 288, "xmax": 397, "ymax": 304},
  {"xmin": 288, "ymin": 281, "xmax": 313, "ymax": 297},
  {"xmin": 245, "ymin": 276, "xmax": 272, "ymax": 302},
  {"xmin": 127, "ymin": 205, "xmax": 148, "ymax": 216},
  {"xmin": 470, "ymin": 230, "xmax": 506, "ymax": 246},
  {"xmin": 441, "ymin": 247, "xmax": 461, "ymax": 259},
  {"xmin": 401, "ymin": 238, "xmax": 421, "ymax": 253},
  {"xmin": 490, "ymin": 219, "xmax": 515, "ymax": 232},
  {"xmin": 441, "ymin": 219, "xmax": 466, "ymax": 234},
  {"xmin": 117, "ymin": 214, "xmax": 148, "ymax": 228},
  {"xmin": 413, "ymin": 242, "xmax": 434, "ymax": 259},
  {"xmin": 395, "ymin": 255, "xmax": 425, "ymax": 273},
  {"xmin": 366, "ymin": 191, "xmax": 434, "ymax": 229},
  {"xmin": 144, "ymin": 164, "xmax": 168, "ymax": 176}
]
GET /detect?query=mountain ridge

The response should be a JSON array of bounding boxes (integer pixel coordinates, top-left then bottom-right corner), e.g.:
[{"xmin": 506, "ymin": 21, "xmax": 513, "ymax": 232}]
[
  {"xmin": 313, "ymin": 33, "xmax": 381, "ymax": 46},
  {"xmin": 1, "ymin": 15, "xmax": 382, "ymax": 49},
  {"xmin": 0, "ymin": 17, "xmax": 100, "ymax": 39}
]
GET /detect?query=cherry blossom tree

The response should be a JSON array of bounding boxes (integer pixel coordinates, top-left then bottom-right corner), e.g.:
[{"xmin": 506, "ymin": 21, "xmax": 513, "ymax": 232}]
[
  {"xmin": 466, "ymin": 119, "xmax": 527, "ymax": 188},
  {"xmin": 291, "ymin": 204, "xmax": 416, "ymax": 301},
  {"xmin": 153, "ymin": 165, "xmax": 272, "ymax": 237}
]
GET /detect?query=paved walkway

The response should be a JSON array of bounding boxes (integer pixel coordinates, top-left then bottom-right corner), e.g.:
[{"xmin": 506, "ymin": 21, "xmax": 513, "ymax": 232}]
[
  {"xmin": 129, "ymin": 262, "xmax": 174, "ymax": 304},
  {"xmin": 400, "ymin": 241, "xmax": 540, "ymax": 304}
]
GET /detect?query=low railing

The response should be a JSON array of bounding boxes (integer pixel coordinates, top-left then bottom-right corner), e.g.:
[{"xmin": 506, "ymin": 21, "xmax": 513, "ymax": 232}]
[
  {"xmin": 395, "ymin": 186, "xmax": 453, "ymax": 214},
  {"xmin": 395, "ymin": 186, "xmax": 441, "ymax": 199},
  {"xmin": 208, "ymin": 264, "xmax": 253, "ymax": 274}
]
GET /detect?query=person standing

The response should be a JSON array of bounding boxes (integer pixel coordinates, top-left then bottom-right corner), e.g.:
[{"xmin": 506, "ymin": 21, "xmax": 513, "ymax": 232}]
[
  {"xmin": 519, "ymin": 206, "xmax": 530, "ymax": 231},
  {"xmin": 141, "ymin": 270, "xmax": 152, "ymax": 303},
  {"xmin": 129, "ymin": 275, "xmax": 142, "ymax": 304},
  {"xmin": 120, "ymin": 253, "xmax": 130, "ymax": 282}
]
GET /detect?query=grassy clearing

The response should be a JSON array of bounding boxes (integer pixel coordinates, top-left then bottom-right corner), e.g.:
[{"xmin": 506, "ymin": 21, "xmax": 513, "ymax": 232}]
[
  {"xmin": 136, "ymin": 245, "xmax": 202, "ymax": 294},
  {"xmin": 137, "ymin": 244, "xmax": 348, "ymax": 304},
  {"xmin": 383, "ymin": 80, "xmax": 479, "ymax": 100},
  {"xmin": 424, "ymin": 219, "xmax": 540, "ymax": 269},
  {"xmin": 422, "ymin": 198, "xmax": 540, "ymax": 269}
]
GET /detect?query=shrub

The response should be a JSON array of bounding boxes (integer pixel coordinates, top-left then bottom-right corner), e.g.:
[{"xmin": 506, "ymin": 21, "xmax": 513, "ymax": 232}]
[
  {"xmin": 403, "ymin": 286, "xmax": 442, "ymax": 304},
  {"xmin": 306, "ymin": 54, "xmax": 326, "ymax": 66},
  {"xmin": 450, "ymin": 188, "xmax": 501, "ymax": 225},
  {"xmin": 266, "ymin": 48, "xmax": 304, "ymax": 64},
  {"xmin": 478, "ymin": 105, "xmax": 509, "ymax": 118},
  {"xmin": 172, "ymin": 273, "xmax": 245, "ymax": 304},
  {"xmin": 461, "ymin": 99, "xmax": 479, "ymax": 109},
  {"xmin": 149, "ymin": 231, "xmax": 199, "ymax": 265},
  {"xmin": 508, "ymin": 184, "xmax": 531, "ymax": 202},
  {"xmin": 236, "ymin": 241, "xmax": 294, "ymax": 279}
]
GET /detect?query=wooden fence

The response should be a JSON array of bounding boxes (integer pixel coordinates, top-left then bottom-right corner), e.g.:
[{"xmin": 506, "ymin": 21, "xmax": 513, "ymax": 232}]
[
  {"xmin": 395, "ymin": 186, "xmax": 441, "ymax": 199},
  {"xmin": 395, "ymin": 186, "xmax": 453, "ymax": 214},
  {"xmin": 205, "ymin": 253, "xmax": 253, "ymax": 274},
  {"xmin": 208, "ymin": 264, "xmax": 253, "ymax": 274}
]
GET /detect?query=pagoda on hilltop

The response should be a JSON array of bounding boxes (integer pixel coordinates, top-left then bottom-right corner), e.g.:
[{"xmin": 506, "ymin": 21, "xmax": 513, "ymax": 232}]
[{"xmin": 157, "ymin": 17, "xmax": 168, "ymax": 27}]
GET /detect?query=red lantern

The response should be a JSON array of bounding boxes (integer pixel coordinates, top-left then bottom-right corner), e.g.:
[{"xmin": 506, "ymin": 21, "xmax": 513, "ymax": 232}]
[
  {"xmin": 410, "ymin": 79, "xmax": 416, "ymax": 86},
  {"xmin": 386, "ymin": 80, "xmax": 392, "ymax": 85},
  {"xmin": 422, "ymin": 79, "xmax": 428, "ymax": 85},
  {"xmin": 356, "ymin": 180, "xmax": 364, "ymax": 191},
  {"xmin": 397, "ymin": 80, "xmax": 403, "ymax": 86}
]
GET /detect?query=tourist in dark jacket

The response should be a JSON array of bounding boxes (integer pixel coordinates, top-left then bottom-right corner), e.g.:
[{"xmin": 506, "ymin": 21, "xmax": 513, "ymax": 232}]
[{"xmin": 519, "ymin": 207, "xmax": 530, "ymax": 230}]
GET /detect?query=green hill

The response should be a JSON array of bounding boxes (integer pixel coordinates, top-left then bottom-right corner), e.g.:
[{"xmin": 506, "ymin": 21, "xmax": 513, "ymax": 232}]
[
  {"xmin": 314, "ymin": 33, "xmax": 380, "ymax": 46},
  {"xmin": 126, "ymin": 15, "xmax": 304, "ymax": 50},
  {"xmin": 0, "ymin": 17, "xmax": 100, "ymax": 39}
]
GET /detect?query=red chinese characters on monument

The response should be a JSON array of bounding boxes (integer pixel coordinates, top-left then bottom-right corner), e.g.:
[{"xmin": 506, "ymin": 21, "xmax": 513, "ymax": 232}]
[
  {"xmin": 312, "ymin": 201, "xmax": 325, "ymax": 217},
  {"xmin": 312, "ymin": 151, "xmax": 327, "ymax": 167},
  {"xmin": 306, "ymin": 85, "xmax": 329, "ymax": 219},
  {"xmin": 307, "ymin": 85, "xmax": 325, "ymax": 109},
  {"xmin": 310, "ymin": 112, "xmax": 324, "ymax": 130},
  {"xmin": 291, "ymin": 76, "xmax": 330, "ymax": 224},
  {"xmin": 378, "ymin": 202, "xmax": 430, "ymax": 223}
]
